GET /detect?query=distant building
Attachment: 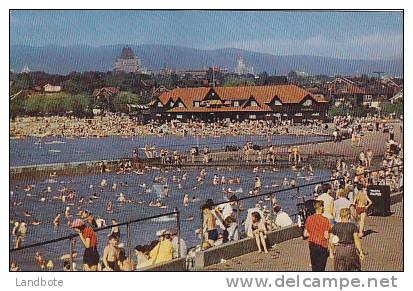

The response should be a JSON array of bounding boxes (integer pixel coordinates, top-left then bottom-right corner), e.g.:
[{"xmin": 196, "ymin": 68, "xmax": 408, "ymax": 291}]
[
  {"xmin": 234, "ymin": 55, "xmax": 254, "ymax": 75},
  {"xmin": 43, "ymin": 84, "xmax": 62, "ymax": 93},
  {"xmin": 113, "ymin": 47, "xmax": 142, "ymax": 73},
  {"xmin": 92, "ymin": 87, "xmax": 120, "ymax": 111},
  {"xmin": 176, "ymin": 67, "xmax": 228, "ymax": 79},
  {"xmin": 149, "ymin": 84, "xmax": 329, "ymax": 122},
  {"xmin": 21, "ymin": 64, "xmax": 30, "ymax": 74}
]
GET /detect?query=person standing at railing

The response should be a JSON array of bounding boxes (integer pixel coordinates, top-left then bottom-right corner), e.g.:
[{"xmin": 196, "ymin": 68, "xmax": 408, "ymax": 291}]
[
  {"xmin": 149, "ymin": 230, "xmax": 173, "ymax": 265},
  {"xmin": 71, "ymin": 219, "xmax": 100, "ymax": 271},
  {"xmin": 202, "ymin": 201, "xmax": 218, "ymax": 246},
  {"xmin": 102, "ymin": 235, "xmax": 120, "ymax": 271}
]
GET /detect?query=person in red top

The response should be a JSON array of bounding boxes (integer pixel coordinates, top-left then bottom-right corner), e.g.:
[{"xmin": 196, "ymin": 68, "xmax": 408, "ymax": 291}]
[
  {"xmin": 304, "ymin": 200, "xmax": 331, "ymax": 271},
  {"xmin": 71, "ymin": 219, "xmax": 100, "ymax": 271}
]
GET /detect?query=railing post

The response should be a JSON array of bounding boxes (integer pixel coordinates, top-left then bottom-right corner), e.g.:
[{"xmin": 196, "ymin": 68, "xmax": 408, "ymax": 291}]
[
  {"xmin": 126, "ymin": 223, "xmax": 132, "ymax": 261},
  {"xmin": 269, "ymin": 193, "xmax": 275, "ymax": 230},
  {"xmin": 69, "ymin": 237, "xmax": 75, "ymax": 271},
  {"xmin": 236, "ymin": 200, "xmax": 241, "ymax": 240},
  {"xmin": 200, "ymin": 206, "xmax": 205, "ymax": 247},
  {"xmin": 176, "ymin": 210, "xmax": 181, "ymax": 258}
]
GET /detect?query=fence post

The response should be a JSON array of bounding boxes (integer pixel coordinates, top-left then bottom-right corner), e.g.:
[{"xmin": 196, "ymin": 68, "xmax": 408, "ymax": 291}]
[
  {"xmin": 269, "ymin": 193, "xmax": 275, "ymax": 230},
  {"xmin": 200, "ymin": 206, "xmax": 205, "ymax": 247},
  {"xmin": 236, "ymin": 200, "xmax": 241, "ymax": 240},
  {"xmin": 176, "ymin": 210, "xmax": 181, "ymax": 258},
  {"xmin": 126, "ymin": 223, "xmax": 132, "ymax": 261},
  {"xmin": 69, "ymin": 238, "xmax": 75, "ymax": 271}
]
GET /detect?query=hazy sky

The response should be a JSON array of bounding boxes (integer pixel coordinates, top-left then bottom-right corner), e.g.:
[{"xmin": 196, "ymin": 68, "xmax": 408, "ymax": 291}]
[{"xmin": 10, "ymin": 10, "xmax": 403, "ymax": 60}]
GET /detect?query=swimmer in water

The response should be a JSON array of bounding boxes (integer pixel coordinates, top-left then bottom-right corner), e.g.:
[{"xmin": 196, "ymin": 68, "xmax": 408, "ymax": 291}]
[
  {"xmin": 213, "ymin": 174, "xmax": 220, "ymax": 185},
  {"xmin": 100, "ymin": 179, "xmax": 108, "ymax": 187},
  {"xmin": 106, "ymin": 201, "xmax": 113, "ymax": 213},
  {"xmin": 53, "ymin": 213, "xmax": 61, "ymax": 230},
  {"xmin": 31, "ymin": 220, "xmax": 42, "ymax": 226},
  {"xmin": 65, "ymin": 207, "xmax": 71, "ymax": 218},
  {"xmin": 117, "ymin": 193, "xmax": 126, "ymax": 203},
  {"xmin": 183, "ymin": 194, "xmax": 190, "ymax": 207}
]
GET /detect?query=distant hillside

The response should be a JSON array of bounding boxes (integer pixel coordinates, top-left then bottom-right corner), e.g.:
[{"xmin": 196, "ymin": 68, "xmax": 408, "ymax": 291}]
[{"xmin": 10, "ymin": 44, "xmax": 403, "ymax": 76}]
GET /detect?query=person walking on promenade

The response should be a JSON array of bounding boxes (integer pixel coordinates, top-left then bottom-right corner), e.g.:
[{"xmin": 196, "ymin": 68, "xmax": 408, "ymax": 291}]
[
  {"xmin": 71, "ymin": 219, "xmax": 100, "ymax": 271},
  {"xmin": 304, "ymin": 200, "xmax": 331, "ymax": 271},
  {"xmin": 331, "ymin": 208, "xmax": 365, "ymax": 271},
  {"xmin": 353, "ymin": 187, "xmax": 373, "ymax": 237},
  {"xmin": 333, "ymin": 189, "xmax": 352, "ymax": 224}
]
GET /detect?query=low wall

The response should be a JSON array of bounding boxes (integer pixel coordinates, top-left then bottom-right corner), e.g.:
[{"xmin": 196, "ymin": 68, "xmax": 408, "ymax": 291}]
[
  {"xmin": 137, "ymin": 257, "xmax": 187, "ymax": 271},
  {"xmin": 194, "ymin": 225, "xmax": 302, "ymax": 270},
  {"xmin": 390, "ymin": 191, "xmax": 403, "ymax": 205},
  {"xmin": 10, "ymin": 159, "xmax": 127, "ymax": 179}
]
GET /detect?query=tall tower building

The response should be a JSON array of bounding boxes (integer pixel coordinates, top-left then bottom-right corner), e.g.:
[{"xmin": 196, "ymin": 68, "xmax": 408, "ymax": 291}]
[
  {"xmin": 113, "ymin": 47, "xmax": 142, "ymax": 73},
  {"xmin": 234, "ymin": 54, "xmax": 254, "ymax": 75},
  {"xmin": 21, "ymin": 64, "xmax": 31, "ymax": 74}
]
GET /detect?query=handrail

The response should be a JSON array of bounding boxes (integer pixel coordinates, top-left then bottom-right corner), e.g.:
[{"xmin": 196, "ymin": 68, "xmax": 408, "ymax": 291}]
[
  {"xmin": 10, "ymin": 211, "xmax": 179, "ymax": 252},
  {"xmin": 208, "ymin": 164, "xmax": 403, "ymax": 207}
]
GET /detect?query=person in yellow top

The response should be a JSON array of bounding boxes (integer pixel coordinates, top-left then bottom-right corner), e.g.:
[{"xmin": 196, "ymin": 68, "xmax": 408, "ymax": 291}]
[{"xmin": 149, "ymin": 230, "xmax": 173, "ymax": 265}]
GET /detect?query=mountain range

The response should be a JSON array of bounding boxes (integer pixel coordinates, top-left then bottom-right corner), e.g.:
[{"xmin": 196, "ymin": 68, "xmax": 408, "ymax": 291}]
[{"xmin": 10, "ymin": 44, "xmax": 403, "ymax": 76}]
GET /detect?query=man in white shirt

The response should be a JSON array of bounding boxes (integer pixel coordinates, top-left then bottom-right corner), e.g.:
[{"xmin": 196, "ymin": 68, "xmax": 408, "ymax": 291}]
[
  {"xmin": 316, "ymin": 184, "xmax": 334, "ymax": 224},
  {"xmin": 333, "ymin": 189, "xmax": 352, "ymax": 223}
]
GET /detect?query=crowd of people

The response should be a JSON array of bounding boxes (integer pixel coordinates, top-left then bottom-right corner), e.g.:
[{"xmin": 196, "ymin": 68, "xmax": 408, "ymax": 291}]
[{"xmin": 11, "ymin": 116, "xmax": 332, "ymax": 138}]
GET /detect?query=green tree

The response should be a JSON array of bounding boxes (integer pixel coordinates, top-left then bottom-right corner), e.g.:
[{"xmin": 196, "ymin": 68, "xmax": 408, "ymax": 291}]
[
  {"xmin": 380, "ymin": 101, "xmax": 403, "ymax": 117},
  {"xmin": 112, "ymin": 91, "xmax": 143, "ymax": 113}
]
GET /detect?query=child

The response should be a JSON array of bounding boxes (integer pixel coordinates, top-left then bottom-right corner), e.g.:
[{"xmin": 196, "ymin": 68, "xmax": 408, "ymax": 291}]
[{"xmin": 251, "ymin": 212, "xmax": 268, "ymax": 253}]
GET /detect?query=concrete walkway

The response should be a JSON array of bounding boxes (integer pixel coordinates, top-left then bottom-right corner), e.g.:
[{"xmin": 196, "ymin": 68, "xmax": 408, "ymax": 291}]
[
  {"xmin": 204, "ymin": 201, "xmax": 403, "ymax": 271},
  {"xmin": 301, "ymin": 124, "xmax": 402, "ymax": 158}
]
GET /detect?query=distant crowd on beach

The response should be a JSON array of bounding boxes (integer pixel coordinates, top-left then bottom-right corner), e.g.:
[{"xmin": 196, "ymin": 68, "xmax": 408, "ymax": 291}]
[{"xmin": 11, "ymin": 116, "xmax": 334, "ymax": 138}]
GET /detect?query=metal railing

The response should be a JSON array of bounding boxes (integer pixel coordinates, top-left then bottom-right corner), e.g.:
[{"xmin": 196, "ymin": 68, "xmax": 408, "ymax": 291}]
[{"xmin": 10, "ymin": 211, "xmax": 181, "ymax": 271}]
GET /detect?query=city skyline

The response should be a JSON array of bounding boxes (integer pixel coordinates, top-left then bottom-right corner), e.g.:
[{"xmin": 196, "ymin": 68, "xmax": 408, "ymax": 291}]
[{"xmin": 10, "ymin": 10, "xmax": 403, "ymax": 60}]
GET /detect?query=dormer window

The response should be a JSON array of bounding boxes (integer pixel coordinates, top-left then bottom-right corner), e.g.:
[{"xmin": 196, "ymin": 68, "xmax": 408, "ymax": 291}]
[
  {"xmin": 169, "ymin": 101, "xmax": 174, "ymax": 107},
  {"xmin": 233, "ymin": 101, "xmax": 240, "ymax": 107},
  {"xmin": 250, "ymin": 100, "xmax": 258, "ymax": 107},
  {"xmin": 178, "ymin": 102, "xmax": 184, "ymax": 108},
  {"xmin": 303, "ymin": 99, "xmax": 313, "ymax": 106},
  {"xmin": 194, "ymin": 101, "xmax": 200, "ymax": 107},
  {"xmin": 273, "ymin": 100, "xmax": 282, "ymax": 106},
  {"xmin": 157, "ymin": 102, "xmax": 163, "ymax": 107}
]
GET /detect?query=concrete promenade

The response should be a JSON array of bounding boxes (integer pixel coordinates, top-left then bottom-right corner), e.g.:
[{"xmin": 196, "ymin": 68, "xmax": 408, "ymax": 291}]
[
  {"xmin": 301, "ymin": 125, "xmax": 402, "ymax": 159},
  {"xmin": 204, "ymin": 201, "xmax": 403, "ymax": 271}
]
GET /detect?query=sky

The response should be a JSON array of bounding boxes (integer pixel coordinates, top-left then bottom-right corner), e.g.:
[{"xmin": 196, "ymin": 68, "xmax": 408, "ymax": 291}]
[{"xmin": 10, "ymin": 10, "xmax": 403, "ymax": 60}]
